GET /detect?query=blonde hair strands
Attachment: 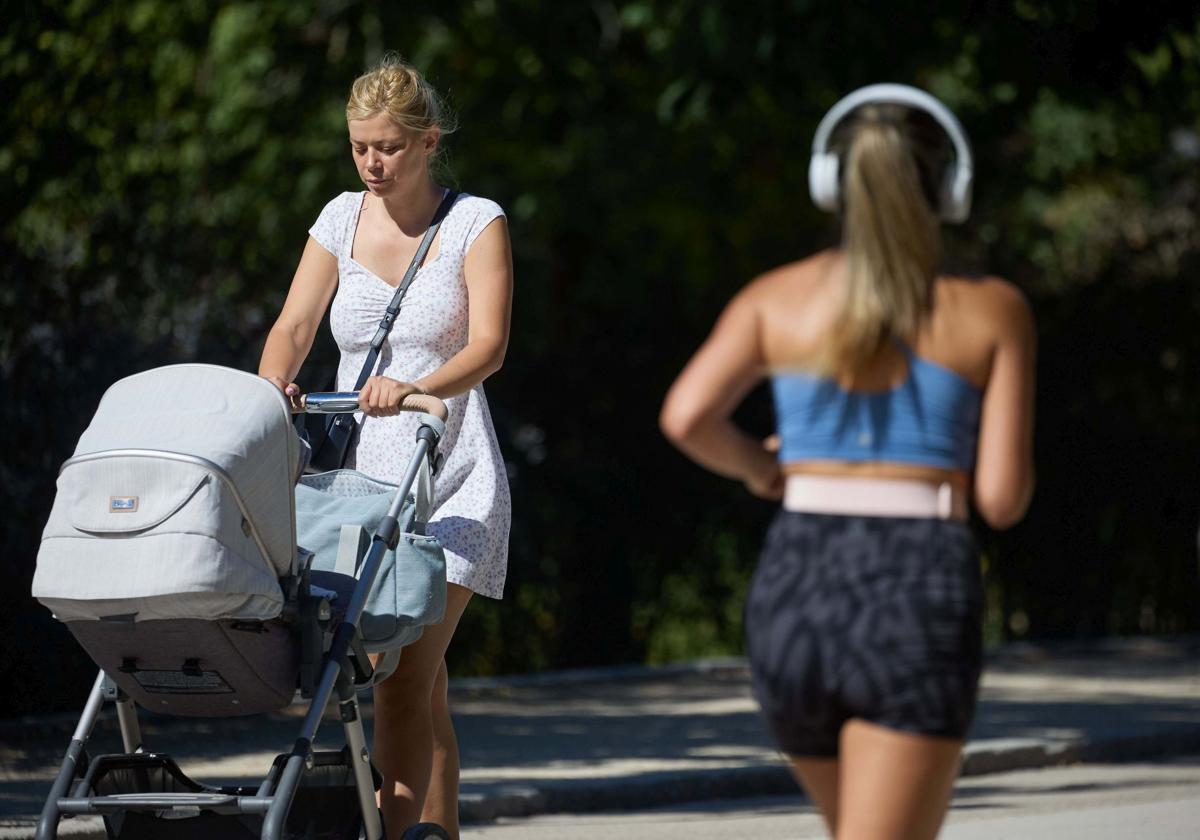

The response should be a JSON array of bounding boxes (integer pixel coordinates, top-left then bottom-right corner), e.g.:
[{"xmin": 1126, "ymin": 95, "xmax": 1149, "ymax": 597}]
[
  {"xmin": 821, "ymin": 105, "xmax": 943, "ymax": 376},
  {"xmin": 346, "ymin": 53, "xmax": 456, "ymax": 135}
]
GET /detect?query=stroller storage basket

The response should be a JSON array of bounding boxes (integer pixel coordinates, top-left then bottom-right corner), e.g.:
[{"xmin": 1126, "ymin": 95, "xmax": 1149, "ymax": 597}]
[{"xmin": 75, "ymin": 750, "xmax": 370, "ymax": 840}]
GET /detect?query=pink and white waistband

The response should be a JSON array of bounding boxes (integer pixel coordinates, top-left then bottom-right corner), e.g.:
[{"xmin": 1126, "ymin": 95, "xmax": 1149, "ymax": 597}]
[{"xmin": 783, "ymin": 474, "xmax": 968, "ymax": 521}]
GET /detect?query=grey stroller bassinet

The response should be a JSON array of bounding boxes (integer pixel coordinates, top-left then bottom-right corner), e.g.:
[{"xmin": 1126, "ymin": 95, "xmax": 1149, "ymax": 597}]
[{"xmin": 31, "ymin": 364, "xmax": 450, "ymax": 840}]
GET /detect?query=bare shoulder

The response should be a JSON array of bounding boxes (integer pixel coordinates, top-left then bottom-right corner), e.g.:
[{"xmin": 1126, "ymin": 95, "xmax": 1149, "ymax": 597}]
[
  {"xmin": 972, "ymin": 275, "xmax": 1031, "ymax": 312},
  {"xmin": 938, "ymin": 274, "xmax": 1034, "ymax": 339},
  {"xmin": 740, "ymin": 250, "xmax": 836, "ymax": 306},
  {"xmin": 741, "ymin": 251, "xmax": 839, "ymax": 364}
]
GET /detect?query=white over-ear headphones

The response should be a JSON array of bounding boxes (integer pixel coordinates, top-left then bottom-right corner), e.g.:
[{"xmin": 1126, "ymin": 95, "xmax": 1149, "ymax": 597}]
[{"xmin": 808, "ymin": 83, "xmax": 974, "ymax": 224}]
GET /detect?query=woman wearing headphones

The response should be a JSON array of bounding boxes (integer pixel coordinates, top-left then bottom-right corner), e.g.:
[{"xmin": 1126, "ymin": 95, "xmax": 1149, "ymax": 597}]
[{"xmin": 661, "ymin": 85, "xmax": 1035, "ymax": 839}]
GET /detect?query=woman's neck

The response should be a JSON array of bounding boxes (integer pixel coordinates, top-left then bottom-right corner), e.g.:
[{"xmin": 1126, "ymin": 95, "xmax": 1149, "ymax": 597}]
[{"xmin": 377, "ymin": 177, "xmax": 445, "ymax": 235}]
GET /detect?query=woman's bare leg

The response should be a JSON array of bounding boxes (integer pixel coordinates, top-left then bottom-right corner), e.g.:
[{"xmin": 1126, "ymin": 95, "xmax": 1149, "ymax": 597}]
[
  {"xmin": 789, "ymin": 756, "xmax": 840, "ymax": 836},
  {"xmin": 420, "ymin": 659, "xmax": 461, "ymax": 837},
  {"xmin": 372, "ymin": 583, "xmax": 473, "ymax": 838},
  {"xmin": 834, "ymin": 718, "xmax": 963, "ymax": 840}
]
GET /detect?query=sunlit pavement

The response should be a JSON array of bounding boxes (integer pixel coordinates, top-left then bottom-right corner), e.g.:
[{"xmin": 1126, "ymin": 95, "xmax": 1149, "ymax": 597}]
[
  {"xmin": 1, "ymin": 636, "xmax": 1196, "ymax": 837},
  {"xmin": 461, "ymin": 756, "xmax": 1200, "ymax": 839}
]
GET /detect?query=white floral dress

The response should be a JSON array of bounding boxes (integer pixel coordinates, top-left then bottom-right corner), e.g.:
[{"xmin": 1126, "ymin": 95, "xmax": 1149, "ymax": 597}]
[{"xmin": 308, "ymin": 191, "xmax": 510, "ymax": 599}]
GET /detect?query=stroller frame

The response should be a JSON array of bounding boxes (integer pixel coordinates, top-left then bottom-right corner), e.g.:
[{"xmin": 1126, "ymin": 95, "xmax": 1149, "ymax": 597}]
[{"xmin": 36, "ymin": 391, "xmax": 448, "ymax": 840}]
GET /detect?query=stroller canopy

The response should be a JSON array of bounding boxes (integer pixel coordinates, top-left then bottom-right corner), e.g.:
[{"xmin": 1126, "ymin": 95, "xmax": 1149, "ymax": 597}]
[
  {"xmin": 71, "ymin": 364, "xmax": 300, "ymax": 572},
  {"xmin": 34, "ymin": 365, "xmax": 303, "ymax": 623}
]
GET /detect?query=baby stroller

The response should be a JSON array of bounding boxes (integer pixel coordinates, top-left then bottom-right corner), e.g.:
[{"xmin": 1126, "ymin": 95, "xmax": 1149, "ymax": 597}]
[{"xmin": 31, "ymin": 364, "xmax": 450, "ymax": 840}]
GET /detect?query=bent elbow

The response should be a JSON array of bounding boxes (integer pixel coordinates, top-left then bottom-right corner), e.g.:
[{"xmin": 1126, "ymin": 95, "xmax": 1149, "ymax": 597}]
[
  {"xmin": 977, "ymin": 502, "xmax": 1026, "ymax": 531},
  {"xmin": 489, "ymin": 332, "xmax": 510, "ymax": 372},
  {"xmin": 974, "ymin": 476, "xmax": 1035, "ymax": 531},
  {"xmin": 475, "ymin": 338, "xmax": 507, "ymax": 380},
  {"xmin": 658, "ymin": 406, "xmax": 686, "ymax": 445},
  {"xmin": 659, "ymin": 400, "xmax": 700, "ymax": 446},
  {"xmin": 488, "ymin": 350, "xmax": 506, "ymax": 377}
]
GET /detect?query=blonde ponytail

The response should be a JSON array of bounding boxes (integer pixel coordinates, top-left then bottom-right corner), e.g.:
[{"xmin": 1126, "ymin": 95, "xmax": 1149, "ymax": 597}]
[{"xmin": 819, "ymin": 105, "xmax": 944, "ymax": 376}]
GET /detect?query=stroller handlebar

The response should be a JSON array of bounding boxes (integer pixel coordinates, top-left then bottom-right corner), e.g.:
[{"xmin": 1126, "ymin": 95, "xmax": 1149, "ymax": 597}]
[{"xmin": 299, "ymin": 391, "xmax": 449, "ymax": 422}]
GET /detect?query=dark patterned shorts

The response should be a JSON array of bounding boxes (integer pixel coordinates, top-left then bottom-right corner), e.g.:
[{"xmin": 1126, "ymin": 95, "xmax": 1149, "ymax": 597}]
[{"xmin": 745, "ymin": 511, "xmax": 983, "ymax": 757}]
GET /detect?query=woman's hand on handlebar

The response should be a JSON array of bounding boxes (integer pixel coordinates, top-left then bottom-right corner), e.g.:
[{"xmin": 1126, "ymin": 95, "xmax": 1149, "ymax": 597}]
[
  {"xmin": 264, "ymin": 375, "xmax": 303, "ymax": 412},
  {"xmin": 359, "ymin": 375, "xmax": 426, "ymax": 417}
]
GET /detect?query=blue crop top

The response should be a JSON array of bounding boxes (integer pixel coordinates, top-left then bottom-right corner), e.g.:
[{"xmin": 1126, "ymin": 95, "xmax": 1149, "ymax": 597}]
[{"xmin": 771, "ymin": 345, "xmax": 983, "ymax": 472}]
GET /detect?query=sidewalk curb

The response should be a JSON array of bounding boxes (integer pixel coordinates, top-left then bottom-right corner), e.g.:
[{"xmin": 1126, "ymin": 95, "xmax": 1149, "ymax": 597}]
[{"xmin": 455, "ymin": 727, "xmax": 1200, "ymax": 824}]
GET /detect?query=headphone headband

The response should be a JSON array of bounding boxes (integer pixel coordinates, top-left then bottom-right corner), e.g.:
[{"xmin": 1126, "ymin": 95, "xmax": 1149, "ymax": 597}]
[{"xmin": 808, "ymin": 83, "xmax": 974, "ymax": 223}]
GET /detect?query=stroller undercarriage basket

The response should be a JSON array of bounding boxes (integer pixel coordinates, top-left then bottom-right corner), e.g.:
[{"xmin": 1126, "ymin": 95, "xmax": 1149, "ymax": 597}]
[
  {"xmin": 71, "ymin": 748, "xmax": 374, "ymax": 840},
  {"xmin": 31, "ymin": 365, "xmax": 451, "ymax": 840}
]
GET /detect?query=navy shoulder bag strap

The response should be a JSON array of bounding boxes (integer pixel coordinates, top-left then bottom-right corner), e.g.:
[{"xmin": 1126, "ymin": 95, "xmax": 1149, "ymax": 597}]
[{"xmin": 306, "ymin": 188, "xmax": 459, "ymax": 472}]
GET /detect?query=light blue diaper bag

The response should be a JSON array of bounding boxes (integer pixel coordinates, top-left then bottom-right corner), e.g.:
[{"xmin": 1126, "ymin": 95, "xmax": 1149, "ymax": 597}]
[{"xmin": 294, "ymin": 468, "xmax": 447, "ymax": 654}]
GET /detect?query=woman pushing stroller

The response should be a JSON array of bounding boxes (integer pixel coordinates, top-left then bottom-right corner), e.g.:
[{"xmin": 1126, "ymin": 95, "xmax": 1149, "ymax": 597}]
[
  {"xmin": 259, "ymin": 54, "xmax": 513, "ymax": 839},
  {"xmin": 662, "ymin": 84, "xmax": 1036, "ymax": 839}
]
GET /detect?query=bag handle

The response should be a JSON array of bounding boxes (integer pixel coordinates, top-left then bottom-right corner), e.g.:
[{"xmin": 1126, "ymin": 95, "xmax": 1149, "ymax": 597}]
[
  {"xmin": 351, "ymin": 188, "xmax": 459, "ymax": 391},
  {"xmin": 413, "ymin": 453, "xmax": 435, "ymax": 523}
]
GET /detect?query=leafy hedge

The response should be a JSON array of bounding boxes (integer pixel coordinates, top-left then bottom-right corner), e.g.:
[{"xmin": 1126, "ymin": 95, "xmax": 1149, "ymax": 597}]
[{"xmin": 2, "ymin": 1, "xmax": 1197, "ymax": 715}]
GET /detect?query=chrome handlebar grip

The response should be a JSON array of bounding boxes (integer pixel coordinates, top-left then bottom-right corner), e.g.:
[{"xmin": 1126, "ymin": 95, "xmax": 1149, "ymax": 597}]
[
  {"xmin": 300, "ymin": 392, "xmax": 449, "ymax": 422},
  {"xmin": 298, "ymin": 393, "xmax": 361, "ymax": 414}
]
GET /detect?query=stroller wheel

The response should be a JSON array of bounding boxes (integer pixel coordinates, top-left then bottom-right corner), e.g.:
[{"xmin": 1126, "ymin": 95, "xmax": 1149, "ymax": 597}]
[{"xmin": 399, "ymin": 822, "xmax": 451, "ymax": 840}]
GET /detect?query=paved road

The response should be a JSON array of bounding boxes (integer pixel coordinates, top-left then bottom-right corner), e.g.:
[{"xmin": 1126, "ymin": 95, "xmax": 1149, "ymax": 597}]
[
  {"xmin": 2, "ymin": 636, "xmax": 1197, "ymax": 837},
  {"xmin": 464, "ymin": 756, "xmax": 1200, "ymax": 839}
]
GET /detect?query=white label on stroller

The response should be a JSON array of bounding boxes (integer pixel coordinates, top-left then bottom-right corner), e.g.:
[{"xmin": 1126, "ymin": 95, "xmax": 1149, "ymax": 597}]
[
  {"xmin": 109, "ymin": 496, "xmax": 139, "ymax": 512},
  {"xmin": 132, "ymin": 668, "xmax": 233, "ymax": 694}
]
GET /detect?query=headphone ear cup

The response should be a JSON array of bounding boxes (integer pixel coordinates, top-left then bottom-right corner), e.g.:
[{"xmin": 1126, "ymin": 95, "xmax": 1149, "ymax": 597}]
[
  {"xmin": 938, "ymin": 166, "xmax": 956, "ymax": 221},
  {"xmin": 808, "ymin": 152, "xmax": 841, "ymax": 212},
  {"xmin": 939, "ymin": 165, "xmax": 972, "ymax": 223}
]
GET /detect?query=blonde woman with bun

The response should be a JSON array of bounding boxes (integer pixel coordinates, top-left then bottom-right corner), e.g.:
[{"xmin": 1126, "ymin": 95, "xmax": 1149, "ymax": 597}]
[
  {"xmin": 661, "ymin": 85, "xmax": 1035, "ymax": 839},
  {"xmin": 260, "ymin": 54, "xmax": 513, "ymax": 839}
]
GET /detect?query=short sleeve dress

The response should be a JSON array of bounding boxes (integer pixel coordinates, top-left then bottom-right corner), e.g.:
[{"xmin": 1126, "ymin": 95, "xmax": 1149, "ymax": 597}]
[{"xmin": 307, "ymin": 190, "xmax": 510, "ymax": 600}]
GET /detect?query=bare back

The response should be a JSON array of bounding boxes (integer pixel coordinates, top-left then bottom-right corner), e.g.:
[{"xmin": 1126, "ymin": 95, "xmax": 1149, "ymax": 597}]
[
  {"xmin": 756, "ymin": 250, "xmax": 992, "ymax": 387},
  {"xmin": 747, "ymin": 249, "xmax": 1036, "ymax": 522}
]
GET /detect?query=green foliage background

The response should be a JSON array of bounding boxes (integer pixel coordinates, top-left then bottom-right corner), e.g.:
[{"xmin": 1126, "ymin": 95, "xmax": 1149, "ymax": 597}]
[{"xmin": 2, "ymin": 0, "xmax": 1198, "ymax": 715}]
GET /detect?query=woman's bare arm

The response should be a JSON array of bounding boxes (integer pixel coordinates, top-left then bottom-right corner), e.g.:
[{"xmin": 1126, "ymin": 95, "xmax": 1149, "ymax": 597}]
[
  {"xmin": 409, "ymin": 216, "xmax": 513, "ymax": 399},
  {"xmin": 258, "ymin": 237, "xmax": 340, "ymax": 392},
  {"xmin": 660, "ymin": 287, "xmax": 782, "ymax": 499},
  {"xmin": 973, "ymin": 279, "xmax": 1037, "ymax": 529}
]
